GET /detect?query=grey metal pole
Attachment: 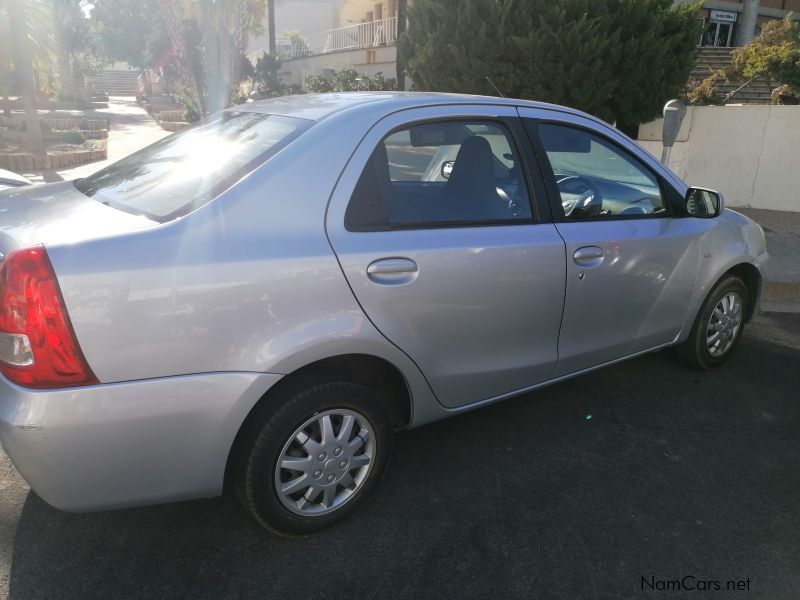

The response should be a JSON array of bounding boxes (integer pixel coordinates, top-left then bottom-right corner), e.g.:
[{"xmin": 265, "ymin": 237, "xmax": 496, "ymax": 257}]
[
  {"xmin": 735, "ymin": 0, "xmax": 760, "ymax": 47},
  {"xmin": 661, "ymin": 146, "xmax": 672, "ymax": 166}
]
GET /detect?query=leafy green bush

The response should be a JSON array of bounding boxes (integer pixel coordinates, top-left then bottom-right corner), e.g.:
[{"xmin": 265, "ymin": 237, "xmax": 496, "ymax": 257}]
[
  {"xmin": 253, "ymin": 52, "xmax": 284, "ymax": 96},
  {"xmin": 62, "ymin": 131, "xmax": 86, "ymax": 144},
  {"xmin": 685, "ymin": 73, "xmax": 724, "ymax": 105},
  {"xmin": 183, "ymin": 107, "xmax": 201, "ymax": 123},
  {"xmin": 727, "ymin": 16, "xmax": 800, "ymax": 102},
  {"xmin": 305, "ymin": 68, "xmax": 398, "ymax": 93}
]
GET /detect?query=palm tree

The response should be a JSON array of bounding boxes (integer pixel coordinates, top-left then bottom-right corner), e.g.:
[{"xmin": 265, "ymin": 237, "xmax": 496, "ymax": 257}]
[
  {"xmin": 396, "ymin": 0, "xmax": 407, "ymax": 90},
  {"xmin": 267, "ymin": 0, "xmax": 275, "ymax": 54},
  {"xmin": 8, "ymin": 0, "xmax": 46, "ymax": 152},
  {"xmin": 0, "ymin": 5, "xmax": 13, "ymax": 115},
  {"xmin": 53, "ymin": 0, "xmax": 91, "ymax": 103}
]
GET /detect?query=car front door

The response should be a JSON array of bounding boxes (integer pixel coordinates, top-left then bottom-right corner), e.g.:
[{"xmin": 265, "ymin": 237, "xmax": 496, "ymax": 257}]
[
  {"xmin": 519, "ymin": 108, "xmax": 711, "ymax": 377},
  {"xmin": 326, "ymin": 105, "xmax": 565, "ymax": 409}
]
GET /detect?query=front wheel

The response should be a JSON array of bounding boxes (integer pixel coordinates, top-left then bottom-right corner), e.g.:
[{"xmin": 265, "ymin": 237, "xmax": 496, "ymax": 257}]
[
  {"xmin": 232, "ymin": 379, "xmax": 393, "ymax": 536},
  {"xmin": 676, "ymin": 275, "xmax": 748, "ymax": 370}
]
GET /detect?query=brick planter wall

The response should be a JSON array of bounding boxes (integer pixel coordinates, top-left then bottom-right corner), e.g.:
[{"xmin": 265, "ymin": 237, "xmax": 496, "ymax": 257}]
[
  {"xmin": 0, "ymin": 116, "xmax": 110, "ymax": 131},
  {"xmin": 157, "ymin": 110, "xmax": 185, "ymax": 122},
  {"xmin": 68, "ymin": 129, "xmax": 108, "ymax": 139},
  {"xmin": 0, "ymin": 100, "xmax": 99, "ymax": 111},
  {"xmin": 0, "ymin": 146, "xmax": 108, "ymax": 171},
  {"xmin": 160, "ymin": 121, "xmax": 191, "ymax": 132}
]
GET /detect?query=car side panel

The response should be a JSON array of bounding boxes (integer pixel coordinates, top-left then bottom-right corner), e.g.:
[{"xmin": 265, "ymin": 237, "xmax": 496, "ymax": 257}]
[{"xmin": 49, "ymin": 108, "xmax": 440, "ymax": 420}]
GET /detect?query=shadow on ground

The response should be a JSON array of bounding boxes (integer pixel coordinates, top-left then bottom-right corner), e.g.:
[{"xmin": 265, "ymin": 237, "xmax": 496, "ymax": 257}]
[{"xmin": 8, "ymin": 314, "xmax": 800, "ymax": 600}]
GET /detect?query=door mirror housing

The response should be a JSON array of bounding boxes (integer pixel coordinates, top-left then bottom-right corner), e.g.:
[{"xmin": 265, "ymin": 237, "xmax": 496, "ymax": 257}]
[{"xmin": 685, "ymin": 187, "xmax": 723, "ymax": 218}]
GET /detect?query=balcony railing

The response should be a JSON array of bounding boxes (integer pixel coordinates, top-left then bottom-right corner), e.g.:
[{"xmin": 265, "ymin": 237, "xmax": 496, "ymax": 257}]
[{"xmin": 288, "ymin": 17, "xmax": 398, "ymax": 59}]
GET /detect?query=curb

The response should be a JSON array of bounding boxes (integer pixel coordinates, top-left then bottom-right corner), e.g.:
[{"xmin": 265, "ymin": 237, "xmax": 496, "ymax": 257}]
[{"xmin": 762, "ymin": 281, "xmax": 800, "ymax": 313}]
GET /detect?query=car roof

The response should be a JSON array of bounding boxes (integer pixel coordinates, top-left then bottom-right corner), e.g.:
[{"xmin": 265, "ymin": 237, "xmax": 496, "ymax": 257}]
[{"xmin": 237, "ymin": 91, "xmax": 606, "ymax": 126}]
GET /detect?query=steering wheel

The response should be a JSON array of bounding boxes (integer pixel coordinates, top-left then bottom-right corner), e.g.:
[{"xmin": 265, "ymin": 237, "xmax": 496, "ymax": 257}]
[{"xmin": 556, "ymin": 175, "xmax": 602, "ymax": 217}]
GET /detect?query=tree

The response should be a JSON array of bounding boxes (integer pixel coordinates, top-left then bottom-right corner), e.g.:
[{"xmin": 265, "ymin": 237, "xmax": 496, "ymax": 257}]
[
  {"xmin": 92, "ymin": 0, "xmax": 171, "ymax": 96},
  {"xmin": 395, "ymin": 0, "xmax": 407, "ymax": 90},
  {"xmin": 267, "ymin": 0, "xmax": 275, "ymax": 54},
  {"xmin": 54, "ymin": 0, "xmax": 103, "ymax": 102},
  {"xmin": 726, "ymin": 16, "xmax": 800, "ymax": 101},
  {"xmin": 399, "ymin": 0, "xmax": 701, "ymax": 134},
  {"xmin": 253, "ymin": 51, "xmax": 281, "ymax": 94},
  {"xmin": 153, "ymin": 0, "xmax": 266, "ymax": 113},
  {"xmin": 8, "ymin": 0, "xmax": 48, "ymax": 151},
  {"xmin": 0, "ymin": 3, "xmax": 14, "ymax": 113}
]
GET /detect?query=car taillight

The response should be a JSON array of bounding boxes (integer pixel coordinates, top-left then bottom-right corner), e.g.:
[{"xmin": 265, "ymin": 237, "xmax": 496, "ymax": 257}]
[{"xmin": 0, "ymin": 246, "xmax": 98, "ymax": 388}]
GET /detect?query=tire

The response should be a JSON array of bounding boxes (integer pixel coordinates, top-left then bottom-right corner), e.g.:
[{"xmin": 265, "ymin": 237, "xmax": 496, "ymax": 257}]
[
  {"xmin": 676, "ymin": 275, "xmax": 748, "ymax": 370},
  {"xmin": 232, "ymin": 378, "xmax": 393, "ymax": 536}
]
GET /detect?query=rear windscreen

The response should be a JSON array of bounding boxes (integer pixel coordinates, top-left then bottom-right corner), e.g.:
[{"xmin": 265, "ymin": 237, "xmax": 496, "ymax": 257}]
[{"xmin": 75, "ymin": 112, "xmax": 312, "ymax": 222}]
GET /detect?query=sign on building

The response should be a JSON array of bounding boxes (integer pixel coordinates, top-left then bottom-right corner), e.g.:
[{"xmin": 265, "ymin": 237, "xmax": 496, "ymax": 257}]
[{"xmin": 710, "ymin": 10, "xmax": 737, "ymax": 23}]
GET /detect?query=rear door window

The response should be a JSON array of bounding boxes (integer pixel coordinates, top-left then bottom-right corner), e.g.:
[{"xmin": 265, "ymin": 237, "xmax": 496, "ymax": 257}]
[
  {"xmin": 75, "ymin": 112, "xmax": 312, "ymax": 222},
  {"xmin": 345, "ymin": 120, "xmax": 533, "ymax": 230}
]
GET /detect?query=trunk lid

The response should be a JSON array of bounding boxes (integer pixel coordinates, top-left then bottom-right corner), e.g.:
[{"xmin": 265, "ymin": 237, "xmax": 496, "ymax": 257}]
[{"xmin": 0, "ymin": 181, "xmax": 156, "ymax": 257}]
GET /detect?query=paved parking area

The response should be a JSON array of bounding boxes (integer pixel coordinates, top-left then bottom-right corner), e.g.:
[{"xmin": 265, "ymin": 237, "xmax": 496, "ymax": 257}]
[{"xmin": 1, "ymin": 312, "xmax": 799, "ymax": 599}]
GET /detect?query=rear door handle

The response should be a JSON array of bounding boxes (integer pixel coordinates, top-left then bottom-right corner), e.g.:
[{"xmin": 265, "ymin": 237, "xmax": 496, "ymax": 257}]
[
  {"xmin": 366, "ymin": 258, "xmax": 418, "ymax": 285},
  {"xmin": 573, "ymin": 246, "xmax": 604, "ymax": 267}
]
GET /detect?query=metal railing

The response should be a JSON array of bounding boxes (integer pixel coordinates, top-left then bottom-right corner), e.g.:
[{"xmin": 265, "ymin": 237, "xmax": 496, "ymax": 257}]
[{"xmin": 289, "ymin": 17, "xmax": 398, "ymax": 59}]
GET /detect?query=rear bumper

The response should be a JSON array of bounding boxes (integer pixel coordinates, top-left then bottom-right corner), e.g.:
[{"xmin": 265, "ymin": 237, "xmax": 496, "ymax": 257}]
[{"xmin": 0, "ymin": 371, "xmax": 281, "ymax": 512}]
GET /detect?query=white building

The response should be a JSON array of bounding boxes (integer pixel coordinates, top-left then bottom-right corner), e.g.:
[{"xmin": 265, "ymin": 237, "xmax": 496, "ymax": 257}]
[{"xmin": 247, "ymin": 0, "xmax": 403, "ymax": 88}]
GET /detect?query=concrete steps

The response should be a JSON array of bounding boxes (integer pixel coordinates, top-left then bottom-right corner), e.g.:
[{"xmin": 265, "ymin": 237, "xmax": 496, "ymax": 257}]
[
  {"xmin": 690, "ymin": 47, "xmax": 773, "ymax": 104},
  {"xmin": 88, "ymin": 70, "xmax": 142, "ymax": 95}
]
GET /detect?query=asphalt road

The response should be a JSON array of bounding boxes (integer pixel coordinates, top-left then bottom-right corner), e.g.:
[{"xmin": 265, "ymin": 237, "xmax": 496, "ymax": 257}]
[{"xmin": 1, "ymin": 312, "xmax": 799, "ymax": 600}]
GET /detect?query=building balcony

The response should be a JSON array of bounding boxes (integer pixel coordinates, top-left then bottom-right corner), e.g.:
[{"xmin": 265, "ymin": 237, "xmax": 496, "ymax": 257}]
[{"xmin": 288, "ymin": 16, "xmax": 398, "ymax": 59}]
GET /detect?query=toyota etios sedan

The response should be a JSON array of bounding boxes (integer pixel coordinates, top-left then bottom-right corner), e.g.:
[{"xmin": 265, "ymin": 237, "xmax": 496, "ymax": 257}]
[{"xmin": 0, "ymin": 93, "xmax": 768, "ymax": 535}]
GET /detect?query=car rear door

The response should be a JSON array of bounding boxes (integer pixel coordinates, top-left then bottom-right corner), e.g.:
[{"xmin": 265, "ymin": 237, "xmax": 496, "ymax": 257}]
[
  {"xmin": 326, "ymin": 105, "xmax": 566, "ymax": 409},
  {"xmin": 519, "ymin": 107, "xmax": 710, "ymax": 377}
]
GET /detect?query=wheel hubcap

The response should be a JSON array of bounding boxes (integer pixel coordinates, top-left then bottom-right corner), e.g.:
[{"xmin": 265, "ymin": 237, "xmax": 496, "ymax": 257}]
[
  {"xmin": 275, "ymin": 409, "xmax": 375, "ymax": 516},
  {"xmin": 706, "ymin": 292, "xmax": 743, "ymax": 357}
]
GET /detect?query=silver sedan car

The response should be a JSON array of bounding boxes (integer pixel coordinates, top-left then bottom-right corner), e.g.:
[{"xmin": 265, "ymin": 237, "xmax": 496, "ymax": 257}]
[{"xmin": 0, "ymin": 93, "xmax": 768, "ymax": 535}]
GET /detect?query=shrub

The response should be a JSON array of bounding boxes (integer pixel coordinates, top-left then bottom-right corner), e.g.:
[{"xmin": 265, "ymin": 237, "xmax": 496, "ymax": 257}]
[
  {"xmin": 305, "ymin": 68, "xmax": 398, "ymax": 93},
  {"xmin": 728, "ymin": 15, "xmax": 800, "ymax": 94},
  {"xmin": 685, "ymin": 73, "xmax": 725, "ymax": 105},
  {"xmin": 62, "ymin": 131, "xmax": 86, "ymax": 144}
]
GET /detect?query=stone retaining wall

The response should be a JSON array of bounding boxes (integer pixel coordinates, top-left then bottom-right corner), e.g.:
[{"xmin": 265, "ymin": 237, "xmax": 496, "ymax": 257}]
[
  {"xmin": 0, "ymin": 146, "xmax": 107, "ymax": 171},
  {"xmin": 0, "ymin": 116, "xmax": 110, "ymax": 131},
  {"xmin": 157, "ymin": 110, "xmax": 185, "ymax": 122},
  {"xmin": 159, "ymin": 121, "xmax": 191, "ymax": 132}
]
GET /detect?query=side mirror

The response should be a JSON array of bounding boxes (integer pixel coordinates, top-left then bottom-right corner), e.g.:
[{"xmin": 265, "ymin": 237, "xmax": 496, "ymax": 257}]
[
  {"xmin": 441, "ymin": 160, "xmax": 454, "ymax": 179},
  {"xmin": 685, "ymin": 187, "xmax": 723, "ymax": 218}
]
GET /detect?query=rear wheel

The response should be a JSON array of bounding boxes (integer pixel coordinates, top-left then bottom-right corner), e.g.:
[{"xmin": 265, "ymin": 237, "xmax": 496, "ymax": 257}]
[
  {"xmin": 676, "ymin": 275, "xmax": 748, "ymax": 370},
  {"xmin": 232, "ymin": 379, "xmax": 393, "ymax": 536}
]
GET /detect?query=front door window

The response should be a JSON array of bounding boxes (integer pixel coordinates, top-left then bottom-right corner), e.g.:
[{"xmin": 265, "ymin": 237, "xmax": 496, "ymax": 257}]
[{"xmin": 704, "ymin": 21, "xmax": 733, "ymax": 47}]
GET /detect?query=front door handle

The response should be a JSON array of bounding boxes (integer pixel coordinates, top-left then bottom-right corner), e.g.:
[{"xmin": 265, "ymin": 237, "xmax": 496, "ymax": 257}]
[
  {"xmin": 366, "ymin": 258, "xmax": 418, "ymax": 285},
  {"xmin": 573, "ymin": 246, "xmax": 604, "ymax": 268}
]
